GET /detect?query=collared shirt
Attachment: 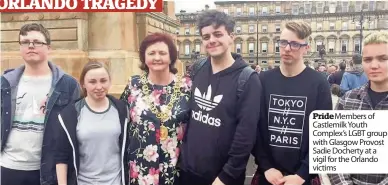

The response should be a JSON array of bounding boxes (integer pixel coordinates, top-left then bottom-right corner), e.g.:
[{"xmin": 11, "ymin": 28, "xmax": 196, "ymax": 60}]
[{"xmin": 329, "ymin": 82, "xmax": 388, "ymax": 185}]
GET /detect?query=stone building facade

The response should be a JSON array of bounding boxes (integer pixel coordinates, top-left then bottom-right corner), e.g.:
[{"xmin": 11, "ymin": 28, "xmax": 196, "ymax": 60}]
[
  {"xmin": 176, "ymin": 1, "xmax": 388, "ymax": 71},
  {"xmin": 1, "ymin": 3, "xmax": 181, "ymax": 96}
]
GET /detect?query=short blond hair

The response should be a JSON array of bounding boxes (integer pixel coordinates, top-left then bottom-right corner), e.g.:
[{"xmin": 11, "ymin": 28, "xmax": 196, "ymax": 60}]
[
  {"xmin": 284, "ymin": 21, "xmax": 312, "ymax": 40},
  {"xmin": 363, "ymin": 32, "xmax": 388, "ymax": 47}
]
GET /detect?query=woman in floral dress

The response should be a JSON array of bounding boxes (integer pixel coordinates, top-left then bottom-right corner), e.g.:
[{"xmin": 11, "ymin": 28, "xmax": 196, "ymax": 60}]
[{"xmin": 120, "ymin": 33, "xmax": 192, "ymax": 185}]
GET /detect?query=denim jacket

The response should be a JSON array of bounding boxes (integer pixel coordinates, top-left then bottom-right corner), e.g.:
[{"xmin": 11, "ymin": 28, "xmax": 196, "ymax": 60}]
[{"xmin": 1, "ymin": 61, "xmax": 81, "ymax": 185}]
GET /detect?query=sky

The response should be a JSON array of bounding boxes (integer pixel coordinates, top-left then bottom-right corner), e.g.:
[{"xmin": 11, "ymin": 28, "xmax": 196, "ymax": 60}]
[{"xmin": 174, "ymin": 0, "xmax": 216, "ymax": 13}]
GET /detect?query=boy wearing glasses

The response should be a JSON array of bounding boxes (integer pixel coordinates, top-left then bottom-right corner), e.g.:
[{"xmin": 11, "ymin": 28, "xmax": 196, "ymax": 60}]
[
  {"xmin": 1, "ymin": 23, "xmax": 80, "ymax": 185},
  {"xmin": 252, "ymin": 21, "xmax": 332, "ymax": 185}
]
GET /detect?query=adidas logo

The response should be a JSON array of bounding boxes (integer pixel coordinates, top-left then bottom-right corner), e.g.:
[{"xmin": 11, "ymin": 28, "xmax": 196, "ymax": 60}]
[
  {"xmin": 192, "ymin": 85, "xmax": 222, "ymax": 127},
  {"xmin": 194, "ymin": 85, "xmax": 223, "ymax": 111}
]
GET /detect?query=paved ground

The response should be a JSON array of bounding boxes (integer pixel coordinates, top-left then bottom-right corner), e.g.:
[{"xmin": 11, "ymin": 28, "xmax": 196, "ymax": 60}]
[{"xmin": 245, "ymin": 155, "xmax": 257, "ymax": 185}]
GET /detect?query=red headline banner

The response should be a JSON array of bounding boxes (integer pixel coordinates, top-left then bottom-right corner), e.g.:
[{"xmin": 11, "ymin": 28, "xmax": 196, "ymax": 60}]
[{"xmin": 0, "ymin": 0, "xmax": 163, "ymax": 12}]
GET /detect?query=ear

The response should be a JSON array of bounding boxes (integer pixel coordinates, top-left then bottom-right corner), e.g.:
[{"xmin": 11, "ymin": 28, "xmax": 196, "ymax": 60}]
[{"xmin": 304, "ymin": 45, "xmax": 311, "ymax": 55}]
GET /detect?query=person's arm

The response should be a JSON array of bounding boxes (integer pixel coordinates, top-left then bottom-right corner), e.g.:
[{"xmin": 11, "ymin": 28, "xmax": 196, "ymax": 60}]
[
  {"xmin": 217, "ymin": 73, "xmax": 262, "ymax": 185},
  {"xmin": 56, "ymin": 164, "xmax": 68, "ymax": 185},
  {"xmin": 340, "ymin": 74, "xmax": 350, "ymax": 95},
  {"xmin": 328, "ymin": 74, "xmax": 335, "ymax": 85},
  {"xmin": 53, "ymin": 114, "xmax": 72, "ymax": 185},
  {"xmin": 327, "ymin": 174, "xmax": 354, "ymax": 185}
]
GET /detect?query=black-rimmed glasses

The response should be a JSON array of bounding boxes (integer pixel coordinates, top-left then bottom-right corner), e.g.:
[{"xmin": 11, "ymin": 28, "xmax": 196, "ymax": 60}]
[
  {"xmin": 19, "ymin": 41, "xmax": 47, "ymax": 47},
  {"xmin": 278, "ymin": 39, "xmax": 308, "ymax": 51}
]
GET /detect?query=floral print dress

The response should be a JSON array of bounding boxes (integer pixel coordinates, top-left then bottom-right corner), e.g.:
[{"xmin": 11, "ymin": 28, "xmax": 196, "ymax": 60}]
[{"xmin": 120, "ymin": 74, "xmax": 192, "ymax": 185}]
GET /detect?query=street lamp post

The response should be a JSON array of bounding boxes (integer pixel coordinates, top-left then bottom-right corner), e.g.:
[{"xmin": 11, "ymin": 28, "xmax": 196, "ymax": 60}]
[
  {"xmin": 353, "ymin": 4, "xmax": 370, "ymax": 54},
  {"xmin": 256, "ymin": 12, "xmax": 259, "ymax": 65}
]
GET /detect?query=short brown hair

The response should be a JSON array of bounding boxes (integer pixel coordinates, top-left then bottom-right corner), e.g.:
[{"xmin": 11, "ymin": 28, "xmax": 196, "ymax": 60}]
[
  {"xmin": 79, "ymin": 60, "xmax": 110, "ymax": 97},
  {"xmin": 19, "ymin": 23, "xmax": 51, "ymax": 45},
  {"xmin": 284, "ymin": 21, "xmax": 312, "ymax": 40},
  {"xmin": 139, "ymin": 32, "xmax": 178, "ymax": 74}
]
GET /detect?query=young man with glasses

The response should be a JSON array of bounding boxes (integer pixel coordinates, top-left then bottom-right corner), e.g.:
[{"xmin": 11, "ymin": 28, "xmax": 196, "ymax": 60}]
[
  {"xmin": 328, "ymin": 32, "xmax": 388, "ymax": 185},
  {"xmin": 252, "ymin": 21, "xmax": 332, "ymax": 185},
  {"xmin": 1, "ymin": 23, "xmax": 80, "ymax": 185}
]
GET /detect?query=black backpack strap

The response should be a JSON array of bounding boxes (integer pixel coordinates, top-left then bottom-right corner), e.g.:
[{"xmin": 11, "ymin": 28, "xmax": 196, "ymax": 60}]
[
  {"xmin": 189, "ymin": 58, "xmax": 207, "ymax": 79},
  {"xmin": 237, "ymin": 66, "xmax": 255, "ymax": 99}
]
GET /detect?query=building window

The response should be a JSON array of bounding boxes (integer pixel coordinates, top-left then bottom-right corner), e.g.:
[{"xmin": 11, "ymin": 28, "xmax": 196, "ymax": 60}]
[
  {"xmin": 185, "ymin": 44, "xmax": 190, "ymax": 55},
  {"xmin": 292, "ymin": 5, "xmax": 298, "ymax": 14},
  {"xmin": 195, "ymin": 29, "xmax": 199, "ymax": 35},
  {"xmin": 236, "ymin": 8, "xmax": 242, "ymax": 15},
  {"xmin": 236, "ymin": 43, "xmax": 241, "ymax": 53},
  {"xmin": 249, "ymin": 60, "xmax": 254, "ymax": 64},
  {"xmin": 369, "ymin": 1, "xmax": 375, "ymax": 11},
  {"xmin": 329, "ymin": 2, "xmax": 336, "ymax": 13},
  {"xmin": 195, "ymin": 44, "xmax": 201, "ymax": 52},
  {"xmin": 249, "ymin": 25, "xmax": 255, "ymax": 33},
  {"xmin": 342, "ymin": 2, "xmax": 349, "ymax": 12},
  {"xmin": 223, "ymin": 9, "xmax": 228, "ymax": 14},
  {"xmin": 317, "ymin": 23, "xmax": 323, "ymax": 31},
  {"xmin": 328, "ymin": 40, "xmax": 335, "ymax": 53},
  {"xmin": 236, "ymin": 26, "xmax": 241, "ymax": 33},
  {"xmin": 342, "ymin": 22, "xmax": 348, "ymax": 30},
  {"xmin": 354, "ymin": 39, "xmax": 360, "ymax": 53},
  {"xmin": 275, "ymin": 42, "xmax": 280, "ymax": 53},
  {"xmin": 249, "ymin": 43, "xmax": 254, "ymax": 54},
  {"xmin": 249, "ymin": 7, "xmax": 255, "ymax": 15},
  {"xmin": 341, "ymin": 40, "xmax": 348, "ymax": 53},
  {"xmin": 330, "ymin": 23, "xmax": 335, "ymax": 30},
  {"xmin": 317, "ymin": 2, "xmax": 324, "ymax": 13},
  {"xmin": 355, "ymin": 22, "xmax": 361, "ymax": 30},
  {"xmin": 262, "ymin": 7, "xmax": 268, "ymax": 14},
  {"xmin": 261, "ymin": 42, "xmax": 268, "ymax": 53},
  {"xmin": 316, "ymin": 40, "xmax": 323, "ymax": 52},
  {"xmin": 369, "ymin": 21, "xmax": 375, "ymax": 29},
  {"xmin": 185, "ymin": 28, "xmax": 190, "ymax": 35},
  {"xmin": 304, "ymin": 3, "xmax": 311, "ymax": 14},
  {"xmin": 176, "ymin": 29, "xmax": 180, "ymax": 34},
  {"xmin": 355, "ymin": 1, "xmax": 362, "ymax": 12},
  {"xmin": 275, "ymin": 6, "xmax": 281, "ymax": 13},
  {"xmin": 262, "ymin": 61, "xmax": 267, "ymax": 64},
  {"xmin": 275, "ymin": 60, "xmax": 280, "ymax": 64},
  {"xmin": 275, "ymin": 24, "xmax": 281, "ymax": 32},
  {"xmin": 262, "ymin": 25, "xmax": 267, "ymax": 32}
]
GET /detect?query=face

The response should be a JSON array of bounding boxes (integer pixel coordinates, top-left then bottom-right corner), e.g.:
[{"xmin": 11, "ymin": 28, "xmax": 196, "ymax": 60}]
[
  {"xmin": 83, "ymin": 68, "xmax": 111, "ymax": 101},
  {"xmin": 328, "ymin": 66, "xmax": 336, "ymax": 74},
  {"xmin": 19, "ymin": 31, "xmax": 50, "ymax": 64},
  {"xmin": 145, "ymin": 42, "xmax": 171, "ymax": 73},
  {"xmin": 318, "ymin": 65, "xmax": 326, "ymax": 72},
  {"xmin": 279, "ymin": 28, "xmax": 310, "ymax": 65},
  {"xmin": 362, "ymin": 43, "xmax": 388, "ymax": 84},
  {"xmin": 255, "ymin": 65, "xmax": 261, "ymax": 72},
  {"xmin": 201, "ymin": 25, "xmax": 234, "ymax": 58}
]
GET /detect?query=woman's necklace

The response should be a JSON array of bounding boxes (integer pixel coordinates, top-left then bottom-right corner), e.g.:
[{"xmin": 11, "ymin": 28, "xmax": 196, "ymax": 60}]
[{"xmin": 140, "ymin": 73, "xmax": 182, "ymax": 141}]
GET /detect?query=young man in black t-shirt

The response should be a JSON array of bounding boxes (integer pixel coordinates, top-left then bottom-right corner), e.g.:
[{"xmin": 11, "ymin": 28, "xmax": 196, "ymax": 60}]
[
  {"xmin": 328, "ymin": 31, "xmax": 388, "ymax": 185},
  {"xmin": 252, "ymin": 21, "xmax": 332, "ymax": 185}
]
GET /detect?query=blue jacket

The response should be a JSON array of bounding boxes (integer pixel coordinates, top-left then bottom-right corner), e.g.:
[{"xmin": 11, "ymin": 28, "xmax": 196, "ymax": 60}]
[
  {"xmin": 1, "ymin": 62, "xmax": 80, "ymax": 185},
  {"xmin": 340, "ymin": 70, "xmax": 368, "ymax": 95}
]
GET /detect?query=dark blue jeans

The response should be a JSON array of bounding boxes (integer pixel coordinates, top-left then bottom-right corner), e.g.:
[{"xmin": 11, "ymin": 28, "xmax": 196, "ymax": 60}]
[{"xmin": 1, "ymin": 167, "xmax": 40, "ymax": 185}]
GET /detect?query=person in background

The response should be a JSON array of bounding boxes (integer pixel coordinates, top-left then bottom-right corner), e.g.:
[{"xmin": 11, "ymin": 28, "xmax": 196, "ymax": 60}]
[
  {"xmin": 330, "ymin": 84, "xmax": 341, "ymax": 109},
  {"xmin": 253, "ymin": 20, "xmax": 332, "ymax": 185},
  {"xmin": 328, "ymin": 31, "xmax": 388, "ymax": 185},
  {"xmin": 1, "ymin": 23, "xmax": 80, "ymax": 185},
  {"xmin": 120, "ymin": 32, "xmax": 192, "ymax": 185},
  {"xmin": 328, "ymin": 62, "xmax": 346, "ymax": 86},
  {"xmin": 251, "ymin": 64, "xmax": 257, "ymax": 70},
  {"xmin": 256, "ymin": 65, "xmax": 262, "ymax": 73},
  {"xmin": 339, "ymin": 53, "xmax": 368, "ymax": 95},
  {"xmin": 55, "ymin": 61, "xmax": 129, "ymax": 185}
]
